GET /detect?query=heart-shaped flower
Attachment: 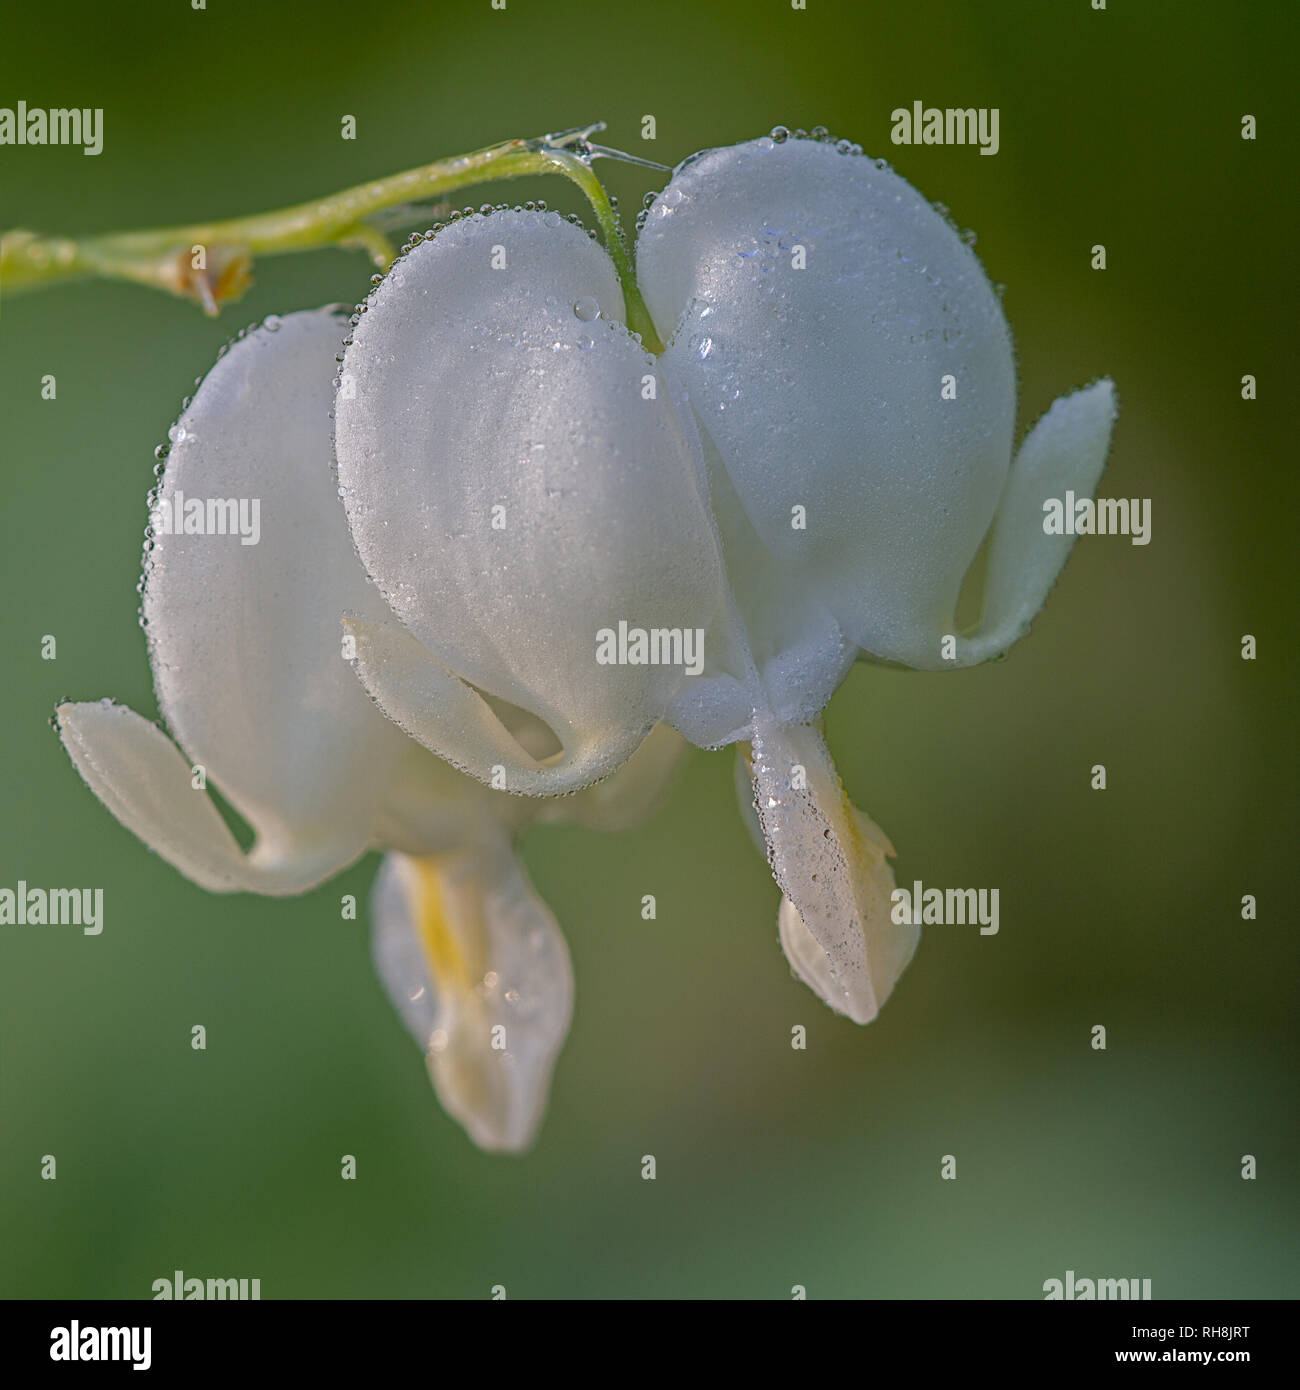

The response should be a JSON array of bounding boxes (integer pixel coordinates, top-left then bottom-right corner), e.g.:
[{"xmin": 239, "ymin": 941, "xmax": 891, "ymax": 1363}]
[
  {"xmin": 56, "ymin": 308, "xmax": 683, "ymax": 1150},
  {"xmin": 334, "ymin": 131, "xmax": 1117, "ymax": 1025}
]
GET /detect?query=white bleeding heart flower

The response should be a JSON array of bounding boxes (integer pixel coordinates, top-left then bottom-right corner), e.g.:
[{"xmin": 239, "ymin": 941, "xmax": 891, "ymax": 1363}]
[
  {"xmin": 56, "ymin": 308, "xmax": 684, "ymax": 1151},
  {"xmin": 334, "ymin": 131, "xmax": 1117, "ymax": 1026}
]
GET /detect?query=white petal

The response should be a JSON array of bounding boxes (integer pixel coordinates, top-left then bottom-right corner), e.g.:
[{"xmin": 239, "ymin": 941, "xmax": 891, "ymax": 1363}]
[
  {"xmin": 746, "ymin": 718, "xmax": 916, "ymax": 1022},
  {"xmin": 665, "ymin": 426, "xmax": 850, "ymax": 749},
  {"xmin": 954, "ymin": 380, "xmax": 1118, "ymax": 665},
  {"xmin": 637, "ymin": 136, "xmax": 1016, "ymax": 670},
  {"xmin": 731, "ymin": 744, "xmax": 767, "ymax": 856},
  {"xmin": 370, "ymin": 706, "xmax": 686, "ymax": 854},
  {"xmin": 343, "ymin": 610, "xmax": 642, "ymax": 796},
  {"xmin": 776, "ymin": 805, "xmax": 909, "ymax": 1019},
  {"xmin": 335, "ymin": 211, "xmax": 726, "ymax": 791},
  {"xmin": 140, "ymin": 308, "xmax": 411, "ymax": 878},
  {"xmin": 56, "ymin": 700, "xmax": 354, "ymax": 893},
  {"xmin": 370, "ymin": 845, "xmax": 573, "ymax": 1153}
]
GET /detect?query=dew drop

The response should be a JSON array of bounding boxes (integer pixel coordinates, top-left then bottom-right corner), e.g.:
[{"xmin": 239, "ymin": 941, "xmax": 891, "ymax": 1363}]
[
  {"xmin": 770, "ymin": 126, "xmax": 790, "ymax": 144},
  {"xmin": 573, "ymin": 296, "xmax": 600, "ymax": 321}
]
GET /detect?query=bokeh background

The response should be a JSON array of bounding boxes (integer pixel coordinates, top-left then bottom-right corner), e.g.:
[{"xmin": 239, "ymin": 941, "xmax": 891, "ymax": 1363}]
[{"xmin": 2, "ymin": 0, "xmax": 1294, "ymax": 1299}]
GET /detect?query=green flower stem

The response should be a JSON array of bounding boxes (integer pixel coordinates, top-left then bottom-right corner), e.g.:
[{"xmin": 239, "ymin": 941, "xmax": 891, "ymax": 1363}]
[
  {"xmin": 537, "ymin": 146, "xmax": 664, "ymax": 354},
  {"xmin": 0, "ymin": 125, "xmax": 665, "ymax": 350}
]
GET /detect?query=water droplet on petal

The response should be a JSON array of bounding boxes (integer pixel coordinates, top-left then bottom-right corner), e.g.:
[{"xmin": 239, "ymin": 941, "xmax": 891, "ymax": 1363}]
[{"xmin": 573, "ymin": 296, "xmax": 600, "ymax": 321}]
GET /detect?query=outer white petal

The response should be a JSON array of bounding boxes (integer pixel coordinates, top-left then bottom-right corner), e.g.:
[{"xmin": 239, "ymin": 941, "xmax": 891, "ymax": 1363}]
[
  {"xmin": 746, "ymin": 718, "xmax": 916, "ymax": 1023},
  {"xmin": 335, "ymin": 211, "xmax": 726, "ymax": 793},
  {"xmin": 953, "ymin": 380, "xmax": 1118, "ymax": 665},
  {"xmin": 63, "ymin": 310, "xmax": 412, "ymax": 891},
  {"xmin": 775, "ymin": 805, "xmax": 911, "ymax": 1019},
  {"xmin": 147, "ymin": 309, "xmax": 412, "ymax": 856},
  {"xmin": 56, "ymin": 700, "xmax": 343, "ymax": 893},
  {"xmin": 370, "ymin": 844, "xmax": 573, "ymax": 1153},
  {"xmin": 733, "ymin": 744, "xmax": 913, "ymax": 1019},
  {"xmin": 637, "ymin": 136, "xmax": 1016, "ymax": 671}
]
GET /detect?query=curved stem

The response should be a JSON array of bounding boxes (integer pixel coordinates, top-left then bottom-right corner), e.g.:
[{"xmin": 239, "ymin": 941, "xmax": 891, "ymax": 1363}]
[
  {"xmin": 0, "ymin": 124, "xmax": 664, "ymax": 347},
  {"xmin": 532, "ymin": 146, "xmax": 664, "ymax": 354}
]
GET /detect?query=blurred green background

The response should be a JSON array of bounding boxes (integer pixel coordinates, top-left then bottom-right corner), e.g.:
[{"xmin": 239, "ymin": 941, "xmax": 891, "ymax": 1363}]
[{"xmin": 1, "ymin": 0, "xmax": 1294, "ymax": 1299}]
